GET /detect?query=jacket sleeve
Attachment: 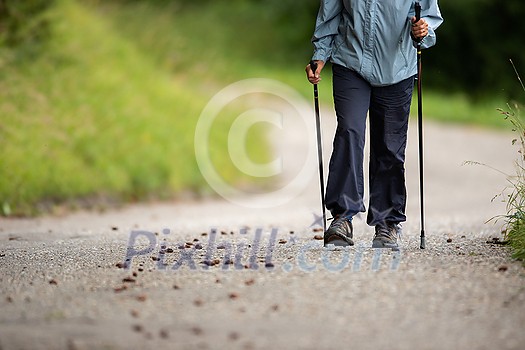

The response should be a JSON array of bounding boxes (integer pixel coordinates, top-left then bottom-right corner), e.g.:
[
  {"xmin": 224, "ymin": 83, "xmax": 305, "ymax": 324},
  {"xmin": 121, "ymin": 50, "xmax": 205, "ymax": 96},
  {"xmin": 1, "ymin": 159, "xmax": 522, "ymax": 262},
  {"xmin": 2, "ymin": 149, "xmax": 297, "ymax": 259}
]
[
  {"xmin": 415, "ymin": 0, "xmax": 444, "ymax": 49},
  {"xmin": 311, "ymin": 0, "xmax": 344, "ymax": 62}
]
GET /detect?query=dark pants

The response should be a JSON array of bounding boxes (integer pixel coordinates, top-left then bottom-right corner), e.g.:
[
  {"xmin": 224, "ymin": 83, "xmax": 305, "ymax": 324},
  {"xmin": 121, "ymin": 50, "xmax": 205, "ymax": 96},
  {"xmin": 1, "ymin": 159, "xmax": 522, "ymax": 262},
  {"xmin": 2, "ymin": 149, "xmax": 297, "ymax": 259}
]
[{"xmin": 326, "ymin": 64, "xmax": 414, "ymax": 226}]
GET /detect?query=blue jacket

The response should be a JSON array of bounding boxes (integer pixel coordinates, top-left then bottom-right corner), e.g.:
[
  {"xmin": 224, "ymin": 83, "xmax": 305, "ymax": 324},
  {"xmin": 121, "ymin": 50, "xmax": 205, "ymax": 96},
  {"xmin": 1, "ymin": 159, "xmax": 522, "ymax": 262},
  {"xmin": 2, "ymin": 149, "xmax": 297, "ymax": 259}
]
[{"xmin": 312, "ymin": 0, "xmax": 443, "ymax": 86}]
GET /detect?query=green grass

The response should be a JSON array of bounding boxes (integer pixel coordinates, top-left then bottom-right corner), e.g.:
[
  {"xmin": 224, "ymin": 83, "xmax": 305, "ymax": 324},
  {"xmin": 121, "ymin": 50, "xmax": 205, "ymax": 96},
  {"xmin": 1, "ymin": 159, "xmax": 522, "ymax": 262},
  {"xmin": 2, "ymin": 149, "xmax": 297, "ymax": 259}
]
[
  {"xmin": 498, "ymin": 102, "xmax": 525, "ymax": 264},
  {"xmin": 412, "ymin": 91, "xmax": 510, "ymax": 129},
  {"xmin": 0, "ymin": 0, "xmax": 268, "ymax": 215}
]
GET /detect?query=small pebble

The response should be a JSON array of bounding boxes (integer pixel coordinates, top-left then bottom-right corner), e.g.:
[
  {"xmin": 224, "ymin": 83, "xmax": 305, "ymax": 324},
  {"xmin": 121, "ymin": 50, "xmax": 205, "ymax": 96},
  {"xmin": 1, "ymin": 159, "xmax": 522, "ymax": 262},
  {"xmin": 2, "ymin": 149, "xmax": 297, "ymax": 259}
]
[
  {"xmin": 122, "ymin": 277, "xmax": 136, "ymax": 283},
  {"xmin": 498, "ymin": 265, "xmax": 508, "ymax": 272},
  {"xmin": 49, "ymin": 279, "xmax": 58, "ymax": 285},
  {"xmin": 166, "ymin": 248, "xmax": 174, "ymax": 253},
  {"xmin": 132, "ymin": 324, "xmax": 143, "ymax": 333},
  {"xmin": 114, "ymin": 285, "xmax": 127, "ymax": 293},
  {"xmin": 115, "ymin": 262, "xmax": 126, "ymax": 269},
  {"xmin": 173, "ymin": 284, "xmax": 180, "ymax": 290},
  {"xmin": 132, "ymin": 272, "xmax": 138, "ymax": 277},
  {"xmin": 130, "ymin": 310, "xmax": 139, "ymax": 318},
  {"xmin": 191, "ymin": 326, "xmax": 203, "ymax": 335},
  {"xmin": 229, "ymin": 332, "xmax": 240, "ymax": 341},
  {"xmin": 136, "ymin": 294, "xmax": 147, "ymax": 302},
  {"xmin": 446, "ymin": 238, "xmax": 453, "ymax": 243},
  {"xmin": 279, "ymin": 239, "xmax": 287, "ymax": 244},
  {"xmin": 203, "ymin": 259, "xmax": 220, "ymax": 267},
  {"xmin": 159, "ymin": 329, "xmax": 169, "ymax": 339},
  {"xmin": 229, "ymin": 292, "xmax": 239, "ymax": 300},
  {"xmin": 313, "ymin": 235, "xmax": 323, "ymax": 240},
  {"xmin": 245, "ymin": 279, "xmax": 255, "ymax": 286},
  {"xmin": 265, "ymin": 262, "xmax": 275, "ymax": 268},
  {"xmin": 194, "ymin": 299, "xmax": 203, "ymax": 306},
  {"xmin": 111, "ymin": 226, "xmax": 118, "ymax": 231}
]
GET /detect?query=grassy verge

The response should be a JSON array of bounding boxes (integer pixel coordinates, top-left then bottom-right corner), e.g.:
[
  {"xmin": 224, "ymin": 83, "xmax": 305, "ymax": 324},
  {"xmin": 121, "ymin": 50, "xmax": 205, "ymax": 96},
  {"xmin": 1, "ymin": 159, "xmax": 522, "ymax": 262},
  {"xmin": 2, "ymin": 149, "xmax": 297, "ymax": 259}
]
[
  {"xmin": 499, "ymin": 100, "xmax": 525, "ymax": 264},
  {"xmin": 0, "ymin": 0, "xmax": 268, "ymax": 215}
]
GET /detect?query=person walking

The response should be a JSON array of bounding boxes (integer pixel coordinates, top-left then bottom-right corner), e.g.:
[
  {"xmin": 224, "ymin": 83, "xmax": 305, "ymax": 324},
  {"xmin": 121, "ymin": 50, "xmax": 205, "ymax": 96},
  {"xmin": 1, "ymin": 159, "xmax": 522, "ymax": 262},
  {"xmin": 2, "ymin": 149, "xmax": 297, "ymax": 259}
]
[{"xmin": 306, "ymin": 1, "xmax": 443, "ymax": 249}]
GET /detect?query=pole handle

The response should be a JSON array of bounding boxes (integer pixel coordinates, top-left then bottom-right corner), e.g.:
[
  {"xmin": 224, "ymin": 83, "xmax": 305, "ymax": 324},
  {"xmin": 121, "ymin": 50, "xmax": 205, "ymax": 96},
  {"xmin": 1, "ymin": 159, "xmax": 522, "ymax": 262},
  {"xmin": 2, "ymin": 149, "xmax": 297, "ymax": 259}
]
[
  {"xmin": 414, "ymin": 2, "xmax": 422, "ymax": 46},
  {"xmin": 309, "ymin": 60, "xmax": 318, "ymax": 79}
]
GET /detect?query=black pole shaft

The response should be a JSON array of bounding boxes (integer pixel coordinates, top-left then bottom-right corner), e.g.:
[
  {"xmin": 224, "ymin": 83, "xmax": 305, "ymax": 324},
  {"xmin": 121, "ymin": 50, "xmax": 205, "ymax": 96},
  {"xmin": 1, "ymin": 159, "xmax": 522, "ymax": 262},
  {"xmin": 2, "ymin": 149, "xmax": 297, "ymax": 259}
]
[
  {"xmin": 417, "ymin": 47, "xmax": 426, "ymax": 249},
  {"xmin": 415, "ymin": 2, "xmax": 426, "ymax": 249},
  {"xmin": 310, "ymin": 61, "xmax": 327, "ymax": 233}
]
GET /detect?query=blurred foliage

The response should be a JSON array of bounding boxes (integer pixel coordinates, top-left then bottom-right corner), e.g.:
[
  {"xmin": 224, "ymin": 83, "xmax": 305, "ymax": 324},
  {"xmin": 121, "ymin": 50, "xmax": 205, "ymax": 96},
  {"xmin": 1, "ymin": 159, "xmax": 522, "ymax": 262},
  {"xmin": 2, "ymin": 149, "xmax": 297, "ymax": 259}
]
[
  {"xmin": 0, "ymin": 0, "xmax": 56, "ymax": 55},
  {"xmin": 0, "ymin": 0, "xmax": 268, "ymax": 215},
  {"xmin": 427, "ymin": 0, "xmax": 525, "ymax": 100},
  {"xmin": 104, "ymin": 0, "xmax": 525, "ymax": 99},
  {"xmin": 1, "ymin": 0, "xmax": 523, "ymax": 97}
]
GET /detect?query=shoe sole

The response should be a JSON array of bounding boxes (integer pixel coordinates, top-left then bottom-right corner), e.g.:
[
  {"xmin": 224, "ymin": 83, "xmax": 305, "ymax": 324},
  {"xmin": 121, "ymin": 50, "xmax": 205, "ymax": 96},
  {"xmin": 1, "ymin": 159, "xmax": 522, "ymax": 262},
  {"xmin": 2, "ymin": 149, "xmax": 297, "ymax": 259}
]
[
  {"xmin": 371, "ymin": 240, "xmax": 399, "ymax": 251},
  {"xmin": 324, "ymin": 238, "xmax": 354, "ymax": 247}
]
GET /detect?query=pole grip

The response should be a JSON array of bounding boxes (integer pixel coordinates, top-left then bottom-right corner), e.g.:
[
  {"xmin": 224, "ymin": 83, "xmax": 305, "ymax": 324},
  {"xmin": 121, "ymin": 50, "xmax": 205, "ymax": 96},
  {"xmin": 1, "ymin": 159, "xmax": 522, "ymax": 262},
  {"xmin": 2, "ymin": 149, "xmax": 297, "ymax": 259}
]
[
  {"xmin": 310, "ymin": 60, "xmax": 318, "ymax": 77},
  {"xmin": 415, "ymin": 2, "xmax": 421, "ymax": 22},
  {"xmin": 414, "ymin": 2, "xmax": 422, "ymax": 46}
]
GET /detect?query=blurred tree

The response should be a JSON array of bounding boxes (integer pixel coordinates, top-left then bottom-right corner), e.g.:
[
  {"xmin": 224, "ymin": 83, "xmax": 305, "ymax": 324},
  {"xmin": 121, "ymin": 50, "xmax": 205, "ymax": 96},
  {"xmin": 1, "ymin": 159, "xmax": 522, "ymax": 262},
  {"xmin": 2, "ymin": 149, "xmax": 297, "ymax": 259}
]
[
  {"xmin": 4, "ymin": 0, "xmax": 522, "ymax": 97},
  {"xmin": 426, "ymin": 0, "xmax": 525, "ymax": 99}
]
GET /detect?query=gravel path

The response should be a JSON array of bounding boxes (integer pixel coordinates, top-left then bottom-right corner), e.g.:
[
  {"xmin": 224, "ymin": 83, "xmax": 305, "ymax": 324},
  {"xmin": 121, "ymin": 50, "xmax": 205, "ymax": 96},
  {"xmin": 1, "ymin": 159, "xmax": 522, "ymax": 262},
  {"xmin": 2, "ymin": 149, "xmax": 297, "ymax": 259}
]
[{"xmin": 1, "ymin": 103, "xmax": 524, "ymax": 349}]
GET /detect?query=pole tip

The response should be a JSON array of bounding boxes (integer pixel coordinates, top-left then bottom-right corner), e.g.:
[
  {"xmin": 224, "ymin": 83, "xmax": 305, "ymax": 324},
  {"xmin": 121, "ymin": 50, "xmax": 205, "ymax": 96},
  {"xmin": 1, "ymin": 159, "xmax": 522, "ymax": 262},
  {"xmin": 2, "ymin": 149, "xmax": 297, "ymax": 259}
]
[{"xmin": 420, "ymin": 235, "xmax": 426, "ymax": 249}]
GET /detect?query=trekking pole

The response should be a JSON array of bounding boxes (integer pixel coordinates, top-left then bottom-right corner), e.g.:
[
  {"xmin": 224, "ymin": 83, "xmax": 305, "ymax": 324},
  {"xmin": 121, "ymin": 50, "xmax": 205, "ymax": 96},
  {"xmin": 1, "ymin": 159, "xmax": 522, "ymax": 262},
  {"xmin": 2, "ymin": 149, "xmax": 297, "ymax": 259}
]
[
  {"xmin": 415, "ymin": 2, "xmax": 426, "ymax": 249},
  {"xmin": 309, "ymin": 60, "xmax": 327, "ymax": 233}
]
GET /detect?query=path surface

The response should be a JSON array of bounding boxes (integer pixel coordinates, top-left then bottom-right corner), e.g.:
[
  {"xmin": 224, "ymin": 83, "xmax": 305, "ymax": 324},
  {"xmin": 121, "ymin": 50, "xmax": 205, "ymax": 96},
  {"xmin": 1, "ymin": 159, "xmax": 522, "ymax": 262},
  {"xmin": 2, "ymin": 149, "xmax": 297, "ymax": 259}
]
[{"xmin": 1, "ymin": 105, "xmax": 524, "ymax": 349}]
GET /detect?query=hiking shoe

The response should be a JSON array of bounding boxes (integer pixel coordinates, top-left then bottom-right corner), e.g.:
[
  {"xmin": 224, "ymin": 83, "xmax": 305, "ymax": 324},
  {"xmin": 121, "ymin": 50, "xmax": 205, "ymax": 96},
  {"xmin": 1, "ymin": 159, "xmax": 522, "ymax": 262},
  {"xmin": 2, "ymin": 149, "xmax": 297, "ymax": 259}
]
[
  {"xmin": 324, "ymin": 216, "xmax": 354, "ymax": 247},
  {"xmin": 372, "ymin": 223, "xmax": 401, "ymax": 250}
]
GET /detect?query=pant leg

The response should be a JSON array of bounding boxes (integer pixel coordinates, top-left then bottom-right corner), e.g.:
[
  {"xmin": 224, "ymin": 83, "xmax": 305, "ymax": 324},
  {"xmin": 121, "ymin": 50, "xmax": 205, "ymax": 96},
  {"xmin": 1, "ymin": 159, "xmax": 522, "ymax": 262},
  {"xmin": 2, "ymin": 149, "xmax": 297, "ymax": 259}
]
[
  {"xmin": 325, "ymin": 64, "xmax": 371, "ymax": 218},
  {"xmin": 367, "ymin": 76, "xmax": 414, "ymax": 226}
]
